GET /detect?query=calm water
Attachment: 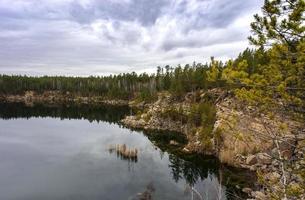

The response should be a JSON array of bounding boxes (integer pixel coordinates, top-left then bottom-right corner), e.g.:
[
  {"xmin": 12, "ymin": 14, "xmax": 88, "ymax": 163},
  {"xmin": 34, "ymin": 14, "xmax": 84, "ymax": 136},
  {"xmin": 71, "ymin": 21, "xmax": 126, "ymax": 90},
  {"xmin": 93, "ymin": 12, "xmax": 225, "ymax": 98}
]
[{"xmin": 0, "ymin": 103, "xmax": 253, "ymax": 200}]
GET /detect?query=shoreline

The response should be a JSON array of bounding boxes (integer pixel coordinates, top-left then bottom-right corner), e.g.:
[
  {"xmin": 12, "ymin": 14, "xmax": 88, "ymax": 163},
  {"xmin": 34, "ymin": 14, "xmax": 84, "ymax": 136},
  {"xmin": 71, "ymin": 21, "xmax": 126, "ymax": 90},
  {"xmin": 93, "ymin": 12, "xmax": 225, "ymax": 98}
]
[{"xmin": 0, "ymin": 91, "xmax": 129, "ymax": 106}]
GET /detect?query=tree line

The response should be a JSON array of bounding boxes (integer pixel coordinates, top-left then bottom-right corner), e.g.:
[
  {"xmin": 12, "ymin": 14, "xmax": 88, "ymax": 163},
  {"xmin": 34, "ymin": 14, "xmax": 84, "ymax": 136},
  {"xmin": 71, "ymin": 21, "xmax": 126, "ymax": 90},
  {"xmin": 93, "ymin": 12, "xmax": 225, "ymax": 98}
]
[{"xmin": 0, "ymin": 61, "xmax": 224, "ymax": 100}]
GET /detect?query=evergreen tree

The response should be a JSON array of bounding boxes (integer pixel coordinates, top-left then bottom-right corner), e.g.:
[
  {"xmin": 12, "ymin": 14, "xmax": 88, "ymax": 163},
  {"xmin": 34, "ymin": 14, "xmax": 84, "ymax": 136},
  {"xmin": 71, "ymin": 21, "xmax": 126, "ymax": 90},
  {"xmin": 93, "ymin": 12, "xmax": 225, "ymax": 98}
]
[{"xmin": 249, "ymin": 0, "xmax": 305, "ymax": 50}]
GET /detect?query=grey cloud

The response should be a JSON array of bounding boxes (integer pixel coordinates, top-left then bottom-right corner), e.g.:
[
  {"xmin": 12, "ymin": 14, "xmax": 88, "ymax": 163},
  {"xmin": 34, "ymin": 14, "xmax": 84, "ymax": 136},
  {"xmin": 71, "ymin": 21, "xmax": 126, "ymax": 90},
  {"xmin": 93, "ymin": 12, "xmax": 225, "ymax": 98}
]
[
  {"xmin": 161, "ymin": 28, "xmax": 247, "ymax": 51},
  {"xmin": 158, "ymin": 0, "xmax": 263, "ymax": 51},
  {"xmin": 69, "ymin": 2, "xmax": 95, "ymax": 24},
  {"xmin": 0, "ymin": 19, "xmax": 28, "ymax": 33},
  {"xmin": 173, "ymin": 0, "xmax": 262, "ymax": 32},
  {"xmin": 68, "ymin": 0, "xmax": 169, "ymax": 26},
  {"xmin": 68, "ymin": 0, "xmax": 256, "ymax": 29},
  {"xmin": 195, "ymin": 0, "xmax": 258, "ymax": 28},
  {"xmin": 99, "ymin": 21, "xmax": 142, "ymax": 45},
  {"xmin": 0, "ymin": 1, "xmax": 65, "ymax": 21},
  {"xmin": 0, "ymin": 0, "xmax": 169, "ymax": 27},
  {"xmin": 0, "ymin": 0, "xmax": 263, "ymax": 76}
]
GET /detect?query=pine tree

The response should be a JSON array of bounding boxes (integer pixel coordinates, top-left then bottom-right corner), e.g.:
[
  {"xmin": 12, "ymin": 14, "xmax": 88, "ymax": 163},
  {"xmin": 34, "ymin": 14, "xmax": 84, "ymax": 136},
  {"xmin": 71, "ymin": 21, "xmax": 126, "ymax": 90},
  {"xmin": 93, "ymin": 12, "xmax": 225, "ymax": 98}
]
[{"xmin": 249, "ymin": 0, "xmax": 305, "ymax": 50}]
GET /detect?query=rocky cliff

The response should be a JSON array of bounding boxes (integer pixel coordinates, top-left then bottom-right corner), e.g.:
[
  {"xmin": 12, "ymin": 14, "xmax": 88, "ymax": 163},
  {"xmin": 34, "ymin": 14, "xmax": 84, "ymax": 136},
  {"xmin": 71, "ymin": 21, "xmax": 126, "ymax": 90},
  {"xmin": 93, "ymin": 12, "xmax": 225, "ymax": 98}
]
[
  {"xmin": 122, "ymin": 91, "xmax": 213, "ymax": 154},
  {"xmin": 122, "ymin": 89, "xmax": 305, "ymax": 199}
]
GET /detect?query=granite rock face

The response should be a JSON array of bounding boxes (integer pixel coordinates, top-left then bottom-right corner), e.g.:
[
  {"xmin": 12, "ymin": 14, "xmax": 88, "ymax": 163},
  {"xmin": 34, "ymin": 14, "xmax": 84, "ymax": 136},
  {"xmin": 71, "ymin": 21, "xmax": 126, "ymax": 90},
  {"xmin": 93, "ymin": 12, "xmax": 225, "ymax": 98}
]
[{"xmin": 122, "ymin": 90, "xmax": 305, "ymax": 200}]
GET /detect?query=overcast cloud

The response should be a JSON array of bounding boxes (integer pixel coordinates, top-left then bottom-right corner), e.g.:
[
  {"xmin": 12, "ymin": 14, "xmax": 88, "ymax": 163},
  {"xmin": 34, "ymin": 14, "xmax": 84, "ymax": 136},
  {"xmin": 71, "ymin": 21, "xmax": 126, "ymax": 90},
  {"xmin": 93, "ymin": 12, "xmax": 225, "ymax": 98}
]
[{"xmin": 0, "ymin": 0, "xmax": 263, "ymax": 76}]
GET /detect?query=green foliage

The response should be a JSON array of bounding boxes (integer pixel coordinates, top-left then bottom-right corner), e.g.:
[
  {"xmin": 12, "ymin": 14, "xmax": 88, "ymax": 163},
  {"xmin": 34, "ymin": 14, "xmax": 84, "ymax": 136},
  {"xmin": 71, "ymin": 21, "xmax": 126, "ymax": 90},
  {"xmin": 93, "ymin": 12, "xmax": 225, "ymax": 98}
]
[
  {"xmin": 188, "ymin": 102, "xmax": 216, "ymax": 148},
  {"xmin": 137, "ymin": 88, "xmax": 157, "ymax": 103},
  {"xmin": 160, "ymin": 106, "xmax": 188, "ymax": 123},
  {"xmin": 249, "ymin": 0, "xmax": 305, "ymax": 49},
  {"xmin": 197, "ymin": 127, "xmax": 214, "ymax": 150},
  {"xmin": 206, "ymin": 57, "xmax": 224, "ymax": 87},
  {"xmin": 222, "ymin": 60, "xmax": 250, "ymax": 84},
  {"xmin": 222, "ymin": 43, "xmax": 304, "ymax": 111},
  {"xmin": 0, "ymin": 73, "xmax": 157, "ymax": 100},
  {"xmin": 286, "ymin": 183, "xmax": 304, "ymax": 198},
  {"xmin": 188, "ymin": 102, "xmax": 216, "ymax": 127}
]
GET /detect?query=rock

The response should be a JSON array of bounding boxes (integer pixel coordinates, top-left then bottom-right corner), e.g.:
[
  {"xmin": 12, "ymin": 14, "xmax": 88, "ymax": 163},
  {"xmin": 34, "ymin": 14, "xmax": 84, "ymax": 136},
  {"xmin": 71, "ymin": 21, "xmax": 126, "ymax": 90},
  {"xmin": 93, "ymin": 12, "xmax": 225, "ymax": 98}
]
[
  {"xmin": 271, "ymin": 148, "xmax": 279, "ymax": 158},
  {"xmin": 267, "ymin": 172, "xmax": 281, "ymax": 183},
  {"xmin": 249, "ymin": 165, "xmax": 257, "ymax": 171},
  {"xmin": 141, "ymin": 114, "xmax": 147, "ymax": 118},
  {"xmin": 251, "ymin": 191, "xmax": 267, "ymax": 200},
  {"xmin": 246, "ymin": 155, "xmax": 258, "ymax": 165},
  {"xmin": 242, "ymin": 187, "xmax": 252, "ymax": 194},
  {"xmin": 297, "ymin": 151, "xmax": 304, "ymax": 157},
  {"xmin": 256, "ymin": 153, "xmax": 272, "ymax": 165},
  {"xmin": 296, "ymin": 134, "xmax": 305, "ymax": 140},
  {"xmin": 137, "ymin": 101, "xmax": 145, "ymax": 108},
  {"xmin": 300, "ymin": 160, "xmax": 305, "ymax": 165},
  {"xmin": 200, "ymin": 92, "xmax": 206, "ymax": 99},
  {"xmin": 169, "ymin": 140, "xmax": 179, "ymax": 145},
  {"xmin": 295, "ymin": 174, "xmax": 304, "ymax": 183},
  {"xmin": 185, "ymin": 92, "xmax": 194, "ymax": 102},
  {"xmin": 261, "ymin": 165, "xmax": 267, "ymax": 170},
  {"xmin": 271, "ymin": 159, "xmax": 280, "ymax": 167}
]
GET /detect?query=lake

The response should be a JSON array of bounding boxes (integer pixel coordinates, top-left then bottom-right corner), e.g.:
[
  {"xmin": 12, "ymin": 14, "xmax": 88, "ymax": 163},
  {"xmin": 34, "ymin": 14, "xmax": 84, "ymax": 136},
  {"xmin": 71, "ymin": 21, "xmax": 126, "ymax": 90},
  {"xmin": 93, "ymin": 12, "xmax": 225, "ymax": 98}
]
[{"xmin": 0, "ymin": 102, "xmax": 253, "ymax": 200}]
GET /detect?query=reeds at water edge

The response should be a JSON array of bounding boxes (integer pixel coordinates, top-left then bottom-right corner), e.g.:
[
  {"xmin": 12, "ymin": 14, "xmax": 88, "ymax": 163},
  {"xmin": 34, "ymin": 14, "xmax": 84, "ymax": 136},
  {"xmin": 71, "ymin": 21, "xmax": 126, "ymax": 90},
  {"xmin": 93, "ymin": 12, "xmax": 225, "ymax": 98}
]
[{"xmin": 108, "ymin": 144, "xmax": 138, "ymax": 162}]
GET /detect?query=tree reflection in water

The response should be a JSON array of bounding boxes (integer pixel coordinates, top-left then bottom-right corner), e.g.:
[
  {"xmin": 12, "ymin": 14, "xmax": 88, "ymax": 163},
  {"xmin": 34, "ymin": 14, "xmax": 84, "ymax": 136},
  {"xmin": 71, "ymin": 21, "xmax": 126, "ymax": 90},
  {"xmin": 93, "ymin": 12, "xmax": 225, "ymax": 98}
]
[
  {"xmin": 0, "ymin": 102, "xmax": 130, "ymax": 124},
  {"xmin": 168, "ymin": 153, "xmax": 255, "ymax": 200},
  {"xmin": 129, "ymin": 182, "xmax": 155, "ymax": 200}
]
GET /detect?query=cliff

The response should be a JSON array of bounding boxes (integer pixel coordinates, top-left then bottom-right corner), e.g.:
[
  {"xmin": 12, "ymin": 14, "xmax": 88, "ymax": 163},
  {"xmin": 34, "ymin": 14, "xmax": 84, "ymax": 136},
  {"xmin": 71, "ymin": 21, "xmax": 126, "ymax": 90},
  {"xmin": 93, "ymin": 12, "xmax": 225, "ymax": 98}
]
[{"xmin": 122, "ymin": 89, "xmax": 305, "ymax": 199}]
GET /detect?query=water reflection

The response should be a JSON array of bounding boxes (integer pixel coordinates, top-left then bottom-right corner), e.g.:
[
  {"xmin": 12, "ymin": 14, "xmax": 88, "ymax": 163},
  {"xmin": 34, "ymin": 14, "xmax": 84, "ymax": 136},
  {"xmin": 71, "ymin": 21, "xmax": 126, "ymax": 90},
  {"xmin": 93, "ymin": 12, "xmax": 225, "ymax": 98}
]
[
  {"xmin": 130, "ymin": 182, "xmax": 155, "ymax": 200},
  {"xmin": 108, "ymin": 144, "xmax": 138, "ymax": 163},
  {"xmin": 0, "ymin": 102, "xmax": 255, "ymax": 200},
  {"xmin": 169, "ymin": 154, "xmax": 217, "ymax": 186},
  {"xmin": 0, "ymin": 102, "xmax": 130, "ymax": 124}
]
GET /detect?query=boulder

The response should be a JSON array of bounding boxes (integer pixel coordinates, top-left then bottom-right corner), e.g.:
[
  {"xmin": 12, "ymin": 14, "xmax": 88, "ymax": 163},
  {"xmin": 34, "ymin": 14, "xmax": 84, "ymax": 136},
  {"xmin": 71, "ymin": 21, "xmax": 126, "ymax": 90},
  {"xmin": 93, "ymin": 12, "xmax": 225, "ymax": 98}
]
[
  {"xmin": 257, "ymin": 153, "xmax": 272, "ymax": 165},
  {"xmin": 246, "ymin": 155, "xmax": 258, "ymax": 165},
  {"xmin": 249, "ymin": 165, "xmax": 257, "ymax": 171},
  {"xmin": 242, "ymin": 187, "xmax": 252, "ymax": 194},
  {"xmin": 266, "ymin": 172, "xmax": 281, "ymax": 183},
  {"xmin": 251, "ymin": 191, "xmax": 267, "ymax": 200},
  {"xmin": 169, "ymin": 140, "xmax": 179, "ymax": 145},
  {"xmin": 279, "ymin": 136, "xmax": 296, "ymax": 160},
  {"xmin": 271, "ymin": 148, "xmax": 279, "ymax": 158}
]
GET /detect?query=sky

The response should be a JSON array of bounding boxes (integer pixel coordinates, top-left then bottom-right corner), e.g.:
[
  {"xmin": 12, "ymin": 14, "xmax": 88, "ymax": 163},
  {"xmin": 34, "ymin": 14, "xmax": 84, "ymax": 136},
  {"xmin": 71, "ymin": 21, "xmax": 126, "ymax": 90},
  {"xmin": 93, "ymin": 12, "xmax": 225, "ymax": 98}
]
[{"xmin": 0, "ymin": 0, "xmax": 263, "ymax": 76}]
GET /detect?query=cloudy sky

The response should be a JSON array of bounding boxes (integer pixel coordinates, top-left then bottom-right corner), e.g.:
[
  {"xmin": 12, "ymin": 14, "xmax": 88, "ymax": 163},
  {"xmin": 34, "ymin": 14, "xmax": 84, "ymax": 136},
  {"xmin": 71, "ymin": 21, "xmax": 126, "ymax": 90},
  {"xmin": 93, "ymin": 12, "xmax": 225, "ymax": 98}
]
[{"xmin": 0, "ymin": 0, "xmax": 263, "ymax": 76}]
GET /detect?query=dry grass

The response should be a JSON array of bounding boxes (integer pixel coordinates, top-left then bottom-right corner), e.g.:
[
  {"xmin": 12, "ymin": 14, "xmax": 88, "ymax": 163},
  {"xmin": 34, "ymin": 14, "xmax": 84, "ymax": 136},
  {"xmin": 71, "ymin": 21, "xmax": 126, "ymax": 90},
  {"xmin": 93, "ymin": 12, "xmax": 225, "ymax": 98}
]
[{"xmin": 108, "ymin": 144, "xmax": 138, "ymax": 161}]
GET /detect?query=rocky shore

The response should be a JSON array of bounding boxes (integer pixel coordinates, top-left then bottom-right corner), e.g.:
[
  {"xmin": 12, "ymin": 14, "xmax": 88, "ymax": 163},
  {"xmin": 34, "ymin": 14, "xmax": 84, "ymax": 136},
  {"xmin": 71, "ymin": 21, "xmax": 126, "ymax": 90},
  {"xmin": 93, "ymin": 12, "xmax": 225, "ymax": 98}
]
[
  {"xmin": 121, "ymin": 90, "xmax": 305, "ymax": 199},
  {"xmin": 0, "ymin": 91, "xmax": 129, "ymax": 106}
]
